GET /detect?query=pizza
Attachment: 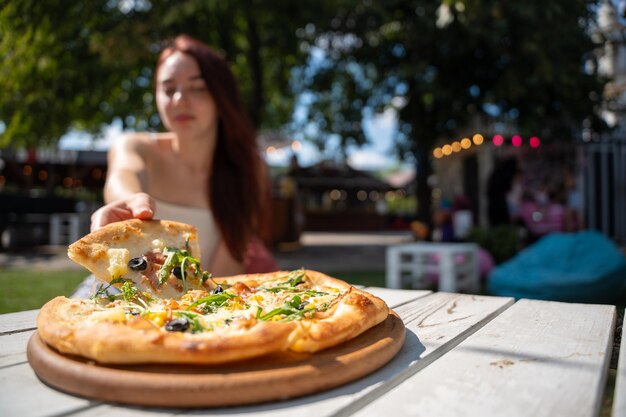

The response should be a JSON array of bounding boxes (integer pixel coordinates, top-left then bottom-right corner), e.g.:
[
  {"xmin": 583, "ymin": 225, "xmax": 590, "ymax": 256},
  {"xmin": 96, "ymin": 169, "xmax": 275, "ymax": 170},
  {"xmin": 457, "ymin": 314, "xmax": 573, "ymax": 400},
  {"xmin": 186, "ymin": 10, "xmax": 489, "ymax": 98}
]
[{"xmin": 37, "ymin": 220, "xmax": 390, "ymax": 364}]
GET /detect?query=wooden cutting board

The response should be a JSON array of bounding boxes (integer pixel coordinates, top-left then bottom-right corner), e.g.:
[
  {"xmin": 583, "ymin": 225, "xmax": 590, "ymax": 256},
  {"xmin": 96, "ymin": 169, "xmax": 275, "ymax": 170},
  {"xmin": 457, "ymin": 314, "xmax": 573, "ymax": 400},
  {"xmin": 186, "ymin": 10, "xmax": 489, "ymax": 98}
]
[{"xmin": 27, "ymin": 312, "xmax": 405, "ymax": 408}]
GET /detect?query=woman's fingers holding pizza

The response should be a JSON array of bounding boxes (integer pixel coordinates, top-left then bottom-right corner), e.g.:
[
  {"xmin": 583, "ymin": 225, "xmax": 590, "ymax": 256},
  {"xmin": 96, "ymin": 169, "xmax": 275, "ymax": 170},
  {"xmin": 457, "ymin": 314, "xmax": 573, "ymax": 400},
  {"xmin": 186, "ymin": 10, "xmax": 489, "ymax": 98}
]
[
  {"xmin": 127, "ymin": 192, "xmax": 156, "ymax": 219},
  {"xmin": 91, "ymin": 204, "xmax": 134, "ymax": 232},
  {"xmin": 90, "ymin": 193, "xmax": 155, "ymax": 231}
]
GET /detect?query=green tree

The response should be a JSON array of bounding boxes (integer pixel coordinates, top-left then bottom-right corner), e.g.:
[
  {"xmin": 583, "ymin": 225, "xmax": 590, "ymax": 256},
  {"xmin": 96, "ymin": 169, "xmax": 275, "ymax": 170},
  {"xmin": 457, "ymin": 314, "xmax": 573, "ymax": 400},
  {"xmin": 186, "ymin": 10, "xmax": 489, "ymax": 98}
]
[{"xmin": 292, "ymin": 0, "xmax": 605, "ymax": 224}]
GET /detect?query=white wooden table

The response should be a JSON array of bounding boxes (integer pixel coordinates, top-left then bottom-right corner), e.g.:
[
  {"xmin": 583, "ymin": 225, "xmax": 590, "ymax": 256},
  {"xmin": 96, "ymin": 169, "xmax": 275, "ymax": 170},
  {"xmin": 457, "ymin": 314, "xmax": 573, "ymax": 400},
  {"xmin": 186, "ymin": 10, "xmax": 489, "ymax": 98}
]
[{"xmin": 1, "ymin": 288, "xmax": 622, "ymax": 417}]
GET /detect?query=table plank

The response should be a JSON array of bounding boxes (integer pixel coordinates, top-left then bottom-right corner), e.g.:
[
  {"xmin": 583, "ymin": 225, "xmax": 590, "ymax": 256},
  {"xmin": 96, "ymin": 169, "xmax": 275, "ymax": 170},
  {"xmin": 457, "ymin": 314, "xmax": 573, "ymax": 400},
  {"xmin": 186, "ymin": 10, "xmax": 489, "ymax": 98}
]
[
  {"xmin": 365, "ymin": 287, "xmax": 431, "ymax": 308},
  {"xmin": 0, "ymin": 329, "xmax": 35, "ymax": 367},
  {"xmin": 353, "ymin": 299, "xmax": 616, "ymax": 417},
  {"xmin": 613, "ymin": 311, "xmax": 626, "ymax": 417},
  {"xmin": 63, "ymin": 292, "xmax": 512, "ymax": 417},
  {"xmin": 0, "ymin": 309, "xmax": 38, "ymax": 334},
  {"xmin": 0, "ymin": 363, "xmax": 101, "ymax": 417}
]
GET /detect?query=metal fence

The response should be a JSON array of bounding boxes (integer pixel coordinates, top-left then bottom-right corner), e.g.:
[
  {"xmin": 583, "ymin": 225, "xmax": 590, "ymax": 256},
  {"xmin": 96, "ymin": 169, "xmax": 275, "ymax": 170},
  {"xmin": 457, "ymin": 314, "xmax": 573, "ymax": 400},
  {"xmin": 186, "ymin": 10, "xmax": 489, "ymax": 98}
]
[{"xmin": 583, "ymin": 139, "xmax": 626, "ymax": 245}]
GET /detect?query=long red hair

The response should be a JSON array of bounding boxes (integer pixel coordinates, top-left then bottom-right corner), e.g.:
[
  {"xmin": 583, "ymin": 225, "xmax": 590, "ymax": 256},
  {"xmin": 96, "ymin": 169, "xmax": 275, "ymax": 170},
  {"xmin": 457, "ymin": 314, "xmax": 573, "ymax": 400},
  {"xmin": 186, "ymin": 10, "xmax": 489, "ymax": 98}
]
[{"xmin": 155, "ymin": 35, "xmax": 271, "ymax": 262}]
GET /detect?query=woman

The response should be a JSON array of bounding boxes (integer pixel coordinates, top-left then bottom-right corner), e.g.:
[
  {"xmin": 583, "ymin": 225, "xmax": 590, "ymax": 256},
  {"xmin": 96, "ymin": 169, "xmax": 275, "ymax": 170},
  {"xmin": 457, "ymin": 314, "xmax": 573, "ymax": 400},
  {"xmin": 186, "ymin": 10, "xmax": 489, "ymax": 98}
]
[{"xmin": 89, "ymin": 34, "xmax": 276, "ymax": 276}]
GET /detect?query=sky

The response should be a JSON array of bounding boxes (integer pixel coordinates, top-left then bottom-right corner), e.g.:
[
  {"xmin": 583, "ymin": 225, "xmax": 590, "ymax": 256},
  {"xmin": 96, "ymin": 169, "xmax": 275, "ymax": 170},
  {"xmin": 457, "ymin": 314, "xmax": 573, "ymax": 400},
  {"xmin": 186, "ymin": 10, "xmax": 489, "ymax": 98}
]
[{"xmin": 263, "ymin": 107, "xmax": 401, "ymax": 170}]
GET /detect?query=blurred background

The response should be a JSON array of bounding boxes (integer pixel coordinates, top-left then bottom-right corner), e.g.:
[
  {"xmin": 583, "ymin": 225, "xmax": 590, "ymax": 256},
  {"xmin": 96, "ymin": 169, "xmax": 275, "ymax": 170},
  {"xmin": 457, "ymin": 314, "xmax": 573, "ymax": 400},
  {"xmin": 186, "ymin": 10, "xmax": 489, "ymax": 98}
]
[{"xmin": 1, "ymin": 0, "xmax": 626, "ymax": 313}]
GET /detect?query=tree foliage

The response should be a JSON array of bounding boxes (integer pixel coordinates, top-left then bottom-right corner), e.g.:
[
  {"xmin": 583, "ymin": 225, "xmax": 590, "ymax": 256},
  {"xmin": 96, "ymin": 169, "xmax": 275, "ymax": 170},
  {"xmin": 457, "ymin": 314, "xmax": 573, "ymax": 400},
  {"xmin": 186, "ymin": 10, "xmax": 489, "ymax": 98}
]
[
  {"xmin": 0, "ymin": 0, "xmax": 328, "ymax": 147},
  {"xmin": 292, "ymin": 0, "xmax": 605, "ymax": 220}
]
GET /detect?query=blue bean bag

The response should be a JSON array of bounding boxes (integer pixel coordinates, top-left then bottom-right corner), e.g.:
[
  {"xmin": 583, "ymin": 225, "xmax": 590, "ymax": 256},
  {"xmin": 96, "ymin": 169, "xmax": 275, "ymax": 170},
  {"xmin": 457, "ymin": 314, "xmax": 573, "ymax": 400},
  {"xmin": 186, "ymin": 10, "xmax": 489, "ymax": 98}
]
[{"xmin": 487, "ymin": 231, "xmax": 626, "ymax": 303}]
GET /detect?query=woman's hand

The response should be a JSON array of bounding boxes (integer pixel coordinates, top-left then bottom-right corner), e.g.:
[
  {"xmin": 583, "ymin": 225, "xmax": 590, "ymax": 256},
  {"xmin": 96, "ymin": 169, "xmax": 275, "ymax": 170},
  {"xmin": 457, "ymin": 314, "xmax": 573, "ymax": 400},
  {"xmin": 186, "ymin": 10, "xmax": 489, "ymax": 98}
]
[{"xmin": 90, "ymin": 192, "xmax": 156, "ymax": 231}]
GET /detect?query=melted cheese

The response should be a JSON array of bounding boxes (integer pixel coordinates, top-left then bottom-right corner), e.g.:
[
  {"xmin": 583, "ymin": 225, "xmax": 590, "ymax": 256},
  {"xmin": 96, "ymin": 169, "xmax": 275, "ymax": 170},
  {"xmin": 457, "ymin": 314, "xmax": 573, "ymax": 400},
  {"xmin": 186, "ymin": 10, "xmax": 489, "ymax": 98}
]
[
  {"xmin": 106, "ymin": 248, "xmax": 130, "ymax": 278},
  {"xmin": 96, "ymin": 277, "xmax": 345, "ymax": 333},
  {"xmin": 90, "ymin": 308, "xmax": 127, "ymax": 323},
  {"xmin": 151, "ymin": 239, "xmax": 165, "ymax": 250}
]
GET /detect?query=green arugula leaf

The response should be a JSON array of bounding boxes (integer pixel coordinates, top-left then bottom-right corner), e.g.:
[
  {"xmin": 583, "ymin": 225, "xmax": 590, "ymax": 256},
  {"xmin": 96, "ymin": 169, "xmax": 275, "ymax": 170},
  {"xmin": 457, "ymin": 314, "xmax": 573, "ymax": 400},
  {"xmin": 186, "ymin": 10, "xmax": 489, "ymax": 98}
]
[
  {"xmin": 258, "ymin": 295, "xmax": 312, "ymax": 322},
  {"xmin": 173, "ymin": 311, "xmax": 204, "ymax": 333},
  {"xmin": 115, "ymin": 281, "xmax": 150, "ymax": 310},
  {"xmin": 281, "ymin": 269, "xmax": 305, "ymax": 287},
  {"xmin": 261, "ymin": 287, "xmax": 328, "ymax": 297},
  {"xmin": 157, "ymin": 248, "xmax": 178, "ymax": 284},
  {"xmin": 186, "ymin": 292, "xmax": 236, "ymax": 314},
  {"xmin": 90, "ymin": 277, "xmax": 126, "ymax": 301},
  {"xmin": 180, "ymin": 257, "xmax": 189, "ymax": 293},
  {"xmin": 157, "ymin": 247, "xmax": 202, "ymax": 285},
  {"xmin": 258, "ymin": 269, "xmax": 313, "ymax": 293},
  {"xmin": 120, "ymin": 281, "xmax": 137, "ymax": 302}
]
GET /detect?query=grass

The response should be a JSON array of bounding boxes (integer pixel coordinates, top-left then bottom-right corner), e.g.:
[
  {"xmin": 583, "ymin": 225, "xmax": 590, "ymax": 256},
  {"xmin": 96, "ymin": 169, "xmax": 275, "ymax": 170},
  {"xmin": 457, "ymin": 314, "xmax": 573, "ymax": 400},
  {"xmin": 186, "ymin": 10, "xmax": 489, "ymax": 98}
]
[
  {"xmin": 0, "ymin": 268, "xmax": 88, "ymax": 314},
  {"xmin": 330, "ymin": 271, "xmax": 385, "ymax": 287}
]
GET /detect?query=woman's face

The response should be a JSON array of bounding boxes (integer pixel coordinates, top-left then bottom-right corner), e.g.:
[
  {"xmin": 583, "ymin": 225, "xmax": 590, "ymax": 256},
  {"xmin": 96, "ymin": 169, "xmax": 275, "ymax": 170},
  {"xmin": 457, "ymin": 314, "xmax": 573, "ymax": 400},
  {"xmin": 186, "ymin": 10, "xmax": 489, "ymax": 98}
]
[{"xmin": 155, "ymin": 51, "xmax": 218, "ymax": 140}]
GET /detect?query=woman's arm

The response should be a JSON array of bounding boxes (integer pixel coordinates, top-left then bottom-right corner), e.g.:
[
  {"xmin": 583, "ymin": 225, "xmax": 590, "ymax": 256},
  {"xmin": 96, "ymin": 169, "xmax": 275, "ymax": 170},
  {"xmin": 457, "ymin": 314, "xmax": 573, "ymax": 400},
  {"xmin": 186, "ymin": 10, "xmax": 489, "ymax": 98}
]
[
  {"xmin": 91, "ymin": 135, "xmax": 155, "ymax": 231},
  {"xmin": 104, "ymin": 134, "xmax": 149, "ymax": 203}
]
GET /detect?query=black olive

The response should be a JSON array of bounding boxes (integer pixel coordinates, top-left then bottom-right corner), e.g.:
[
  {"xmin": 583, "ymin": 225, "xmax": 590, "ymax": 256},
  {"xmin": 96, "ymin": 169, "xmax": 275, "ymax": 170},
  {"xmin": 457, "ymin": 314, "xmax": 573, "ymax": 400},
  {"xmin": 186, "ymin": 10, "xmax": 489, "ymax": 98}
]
[
  {"xmin": 129, "ymin": 309, "xmax": 140, "ymax": 316},
  {"xmin": 172, "ymin": 266, "xmax": 182, "ymax": 279},
  {"xmin": 297, "ymin": 301, "xmax": 310, "ymax": 310},
  {"xmin": 165, "ymin": 317, "xmax": 189, "ymax": 332},
  {"xmin": 128, "ymin": 257, "xmax": 147, "ymax": 271},
  {"xmin": 212, "ymin": 286, "xmax": 223, "ymax": 294}
]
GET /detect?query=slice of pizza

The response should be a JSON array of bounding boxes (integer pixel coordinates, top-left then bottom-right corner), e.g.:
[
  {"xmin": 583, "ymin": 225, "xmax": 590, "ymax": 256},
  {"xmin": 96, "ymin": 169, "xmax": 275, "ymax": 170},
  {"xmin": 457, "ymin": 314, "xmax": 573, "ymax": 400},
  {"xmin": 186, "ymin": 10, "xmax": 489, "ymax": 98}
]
[{"xmin": 67, "ymin": 219, "xmax": 209, "ymax": 299}]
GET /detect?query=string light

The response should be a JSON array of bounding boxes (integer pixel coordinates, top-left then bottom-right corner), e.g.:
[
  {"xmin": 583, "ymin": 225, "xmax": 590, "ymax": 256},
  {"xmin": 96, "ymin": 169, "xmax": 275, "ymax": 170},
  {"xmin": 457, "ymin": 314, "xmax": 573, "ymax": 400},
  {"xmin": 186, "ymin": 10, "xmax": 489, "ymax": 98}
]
[
  {"xmin": 529, "ymin": 136, "xmax": 541, "ymax": 148},
  {"xmin": 433, "ymin": 133, "xmax": 541, "ymax": 159}
]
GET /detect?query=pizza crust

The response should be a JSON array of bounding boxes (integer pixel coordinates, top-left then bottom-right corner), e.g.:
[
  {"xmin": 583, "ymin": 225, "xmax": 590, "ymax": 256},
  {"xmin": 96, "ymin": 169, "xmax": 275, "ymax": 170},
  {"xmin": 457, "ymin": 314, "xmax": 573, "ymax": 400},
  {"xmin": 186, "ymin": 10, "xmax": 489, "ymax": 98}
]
[
  {"xmin": 288, "ymin": 271, "xmax": 389, "ymax": 353},
  {"xmin": 37, "ymin": 297, "xmax": 298, "ymax": 364}
]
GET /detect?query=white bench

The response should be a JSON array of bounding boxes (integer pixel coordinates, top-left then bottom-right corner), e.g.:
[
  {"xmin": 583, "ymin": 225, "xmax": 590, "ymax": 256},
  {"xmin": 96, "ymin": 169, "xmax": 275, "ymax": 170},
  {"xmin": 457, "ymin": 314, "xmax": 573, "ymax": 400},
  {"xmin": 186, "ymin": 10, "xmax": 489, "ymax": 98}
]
[{"xmin": 386, "ymin": 242, "xmax": 480, "ymax": 292}]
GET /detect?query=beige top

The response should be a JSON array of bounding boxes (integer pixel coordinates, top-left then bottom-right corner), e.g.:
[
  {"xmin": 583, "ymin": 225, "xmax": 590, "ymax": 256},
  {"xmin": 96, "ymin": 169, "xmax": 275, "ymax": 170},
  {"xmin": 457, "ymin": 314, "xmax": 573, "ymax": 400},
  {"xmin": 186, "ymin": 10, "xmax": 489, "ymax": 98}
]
[{"xmin": 154, "ymin": 198, "xmax": 218, "ymax": 265}]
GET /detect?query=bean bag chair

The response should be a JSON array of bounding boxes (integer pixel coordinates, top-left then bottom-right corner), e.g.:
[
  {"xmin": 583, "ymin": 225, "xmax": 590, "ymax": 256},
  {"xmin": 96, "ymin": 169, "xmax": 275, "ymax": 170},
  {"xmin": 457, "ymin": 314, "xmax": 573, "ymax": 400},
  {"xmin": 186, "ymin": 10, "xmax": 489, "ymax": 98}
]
[{"xmin": 487, "ymin": 231, "xmax": 626, "ymax": 303}]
